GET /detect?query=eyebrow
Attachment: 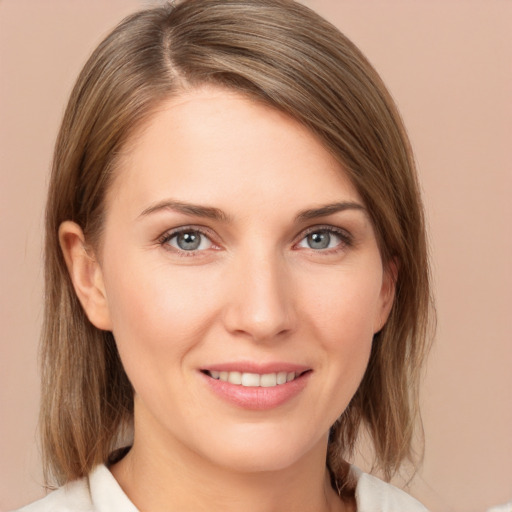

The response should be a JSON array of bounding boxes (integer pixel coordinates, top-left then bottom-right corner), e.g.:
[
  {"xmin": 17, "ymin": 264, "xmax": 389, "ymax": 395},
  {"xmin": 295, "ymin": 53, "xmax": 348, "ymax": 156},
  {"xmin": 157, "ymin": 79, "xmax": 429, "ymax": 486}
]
[
  {"xmin": 295, "ymin": 201, "xmax": 366, "ymax": 221},
  {"xmin": 138, "ymin": 200, "xmax": 231, "ymax": 222},
  {"xmin": 138, "ymin": 199, "xmax": 365, "ymax": 223}
]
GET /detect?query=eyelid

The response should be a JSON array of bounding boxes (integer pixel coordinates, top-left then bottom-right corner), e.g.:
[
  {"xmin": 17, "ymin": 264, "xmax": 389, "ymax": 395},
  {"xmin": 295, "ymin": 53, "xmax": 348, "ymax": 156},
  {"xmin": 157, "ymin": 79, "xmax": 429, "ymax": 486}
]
[
  {"xmin": 294, "ymin": 224, "xmax": 354, "ymax": 250},
  {"xmin": 156, "ymin": 223, "xmax": 353, "ymax": 255},
  {"xmin": 157, "ymin": 225, "xmax": 221, "ymax": 253}
]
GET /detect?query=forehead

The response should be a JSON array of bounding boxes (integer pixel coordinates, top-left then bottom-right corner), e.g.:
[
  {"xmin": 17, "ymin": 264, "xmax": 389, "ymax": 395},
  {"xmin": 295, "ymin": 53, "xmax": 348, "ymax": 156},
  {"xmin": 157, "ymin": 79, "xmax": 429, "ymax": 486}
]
[{"xmin": 106, "ymin": 86, "xmax": 362, "ymax": 216}]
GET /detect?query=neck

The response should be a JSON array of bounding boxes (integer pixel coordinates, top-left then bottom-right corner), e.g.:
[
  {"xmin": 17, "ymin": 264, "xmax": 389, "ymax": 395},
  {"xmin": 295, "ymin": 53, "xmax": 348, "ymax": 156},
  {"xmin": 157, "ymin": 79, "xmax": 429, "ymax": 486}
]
[{"xmin": 110, "ymin": 419, "xmax": 350, "ymax": 512}]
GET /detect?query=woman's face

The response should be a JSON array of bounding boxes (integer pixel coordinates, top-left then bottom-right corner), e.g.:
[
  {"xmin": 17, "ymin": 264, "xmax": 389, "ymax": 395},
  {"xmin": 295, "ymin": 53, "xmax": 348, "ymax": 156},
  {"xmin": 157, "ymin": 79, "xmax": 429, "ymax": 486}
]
[{"xmin": 92, "ymin": 87, "xmax": 394, "ymax": 473}]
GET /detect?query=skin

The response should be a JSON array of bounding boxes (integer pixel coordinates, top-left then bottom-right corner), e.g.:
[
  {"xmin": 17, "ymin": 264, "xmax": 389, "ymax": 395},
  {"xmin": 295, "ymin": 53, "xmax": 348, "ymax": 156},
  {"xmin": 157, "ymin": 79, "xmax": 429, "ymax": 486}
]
[{"xmin": 60, "ymin": 86, "xmax": 395, "ymax": 512}]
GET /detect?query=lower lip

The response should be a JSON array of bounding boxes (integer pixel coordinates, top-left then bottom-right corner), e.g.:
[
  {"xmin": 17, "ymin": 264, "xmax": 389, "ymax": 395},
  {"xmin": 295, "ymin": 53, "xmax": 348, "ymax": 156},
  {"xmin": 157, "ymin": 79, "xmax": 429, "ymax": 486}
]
[{"xmin": 200, "ymin": 371, "xmax": 311, "ymax": 410}]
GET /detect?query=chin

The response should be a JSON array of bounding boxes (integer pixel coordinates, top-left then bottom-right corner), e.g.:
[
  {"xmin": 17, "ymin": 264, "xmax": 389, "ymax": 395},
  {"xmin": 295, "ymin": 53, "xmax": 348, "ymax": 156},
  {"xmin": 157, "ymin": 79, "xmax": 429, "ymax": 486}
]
[{"xmin": 198, "ymin": 425, "xmax": 325, "ymax": 474}]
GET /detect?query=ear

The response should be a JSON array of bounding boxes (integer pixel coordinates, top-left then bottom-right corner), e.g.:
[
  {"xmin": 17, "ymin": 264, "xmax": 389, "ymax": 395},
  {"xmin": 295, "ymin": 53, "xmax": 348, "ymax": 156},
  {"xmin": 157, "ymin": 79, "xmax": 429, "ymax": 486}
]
[
  {"xmin": 58, "ymin": 221, "xmax": 112, "ymax": 331},
  {"xmin": 373, "ymin": 258, "xmax": 398, "ymax": 334}
]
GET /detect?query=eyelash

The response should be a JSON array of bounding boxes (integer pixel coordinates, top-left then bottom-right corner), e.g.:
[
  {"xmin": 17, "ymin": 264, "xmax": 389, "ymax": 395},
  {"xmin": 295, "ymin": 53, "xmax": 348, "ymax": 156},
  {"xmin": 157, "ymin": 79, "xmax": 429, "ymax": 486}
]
[
  {"xmin": 296, "ymin": 225, "xmax": 353, "ymax": 253},
  {"xmin": 158, "ymin": 226, "xmax": 219, "ymax": 256},
  {"xmin": 157, "ymin": 224, "xmax": 353, "ymax": 256}
]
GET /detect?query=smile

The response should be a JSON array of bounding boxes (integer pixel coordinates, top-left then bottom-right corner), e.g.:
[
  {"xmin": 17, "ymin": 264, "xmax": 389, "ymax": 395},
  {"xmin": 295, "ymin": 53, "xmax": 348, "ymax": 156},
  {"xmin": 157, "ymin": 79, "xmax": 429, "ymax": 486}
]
[
  {"xmin": 205, "ymin": 370, "xmax": 299, "ymax": 387},
  {"xmin": 200, "ymin": 364, "xmax": 312, "ymax": 410}
]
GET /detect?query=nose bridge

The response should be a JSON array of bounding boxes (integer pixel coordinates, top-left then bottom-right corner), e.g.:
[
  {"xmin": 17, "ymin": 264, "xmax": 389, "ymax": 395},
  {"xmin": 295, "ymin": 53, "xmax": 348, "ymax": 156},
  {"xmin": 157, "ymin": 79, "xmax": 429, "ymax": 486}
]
[{"xmin": 223, "ymin": 243, "xmax": 295, "ymax": 341}]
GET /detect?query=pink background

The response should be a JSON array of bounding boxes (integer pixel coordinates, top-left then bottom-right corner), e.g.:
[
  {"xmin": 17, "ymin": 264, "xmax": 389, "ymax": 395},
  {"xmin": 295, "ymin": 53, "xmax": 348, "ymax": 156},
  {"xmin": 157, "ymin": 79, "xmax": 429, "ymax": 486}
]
[{"xmin": 1, "ymin": 1, "xmax": 511, "ymax": 510}]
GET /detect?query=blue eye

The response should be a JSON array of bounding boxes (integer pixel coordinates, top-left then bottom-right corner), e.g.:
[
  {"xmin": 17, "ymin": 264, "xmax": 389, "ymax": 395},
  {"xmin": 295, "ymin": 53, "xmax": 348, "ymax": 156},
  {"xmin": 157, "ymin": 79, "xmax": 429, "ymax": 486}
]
[
  {"xmin": 166, "ymin": 230, "xmax": 213, "ymax": 251},
  {"xmin": 297, "ymin": 228, "xmax": 347, "ymax": 250}
]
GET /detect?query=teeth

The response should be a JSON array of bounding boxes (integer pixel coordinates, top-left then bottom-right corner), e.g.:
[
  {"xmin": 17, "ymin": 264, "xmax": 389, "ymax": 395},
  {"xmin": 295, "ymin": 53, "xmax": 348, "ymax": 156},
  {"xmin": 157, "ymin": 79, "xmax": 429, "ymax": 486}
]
[
  {"xmin": 241, "ymin": 373, "xmax": 260, "ymax": 387},
  {"xmin": 260, "ymin": 373, "xmax": 277, "ymax": 387},
  {"xmin": 228, "ymin": 371, "xmax": 242, "ymax": 385},
  {"xmin": 209, "ymin": 370, "xmax": 298, "ymax": 387}
]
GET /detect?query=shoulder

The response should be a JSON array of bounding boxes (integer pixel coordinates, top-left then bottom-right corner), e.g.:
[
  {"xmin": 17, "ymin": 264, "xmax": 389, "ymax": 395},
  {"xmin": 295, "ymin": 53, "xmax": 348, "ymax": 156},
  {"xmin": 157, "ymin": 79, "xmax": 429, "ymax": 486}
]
[
  {"xmin": 12, "ymin": 478, "xmax": 92, "ymax": 512},
  {"xmin": 11, "ymin": 464, "xmax": 138, "ymax": 512},
  {"xmin": 352, "ymin": 466, "xmax": 429, "ymax": 512}
]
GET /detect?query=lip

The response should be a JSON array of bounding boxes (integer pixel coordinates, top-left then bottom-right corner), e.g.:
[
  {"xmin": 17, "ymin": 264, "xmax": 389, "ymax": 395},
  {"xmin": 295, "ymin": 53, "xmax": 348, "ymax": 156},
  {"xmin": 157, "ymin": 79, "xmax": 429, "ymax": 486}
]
[
  {"xmin": 202, "ymin": 362, "xmax": 310, "ymax": 374},
  {"xmin": 199, "ymin": 362, "xmax": 312, "ymax": 410}
]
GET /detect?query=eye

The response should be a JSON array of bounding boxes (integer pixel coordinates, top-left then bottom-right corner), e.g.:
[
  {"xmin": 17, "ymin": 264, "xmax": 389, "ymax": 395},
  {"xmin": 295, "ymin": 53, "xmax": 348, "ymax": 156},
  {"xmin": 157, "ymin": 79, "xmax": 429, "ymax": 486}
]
[
  {"xmin": 296, "ymin": 227, "xmax": 350, "ymax": 251},
  {"xmin": 163, "ymin": 229, "xmax": 214, "ymax": 252}
]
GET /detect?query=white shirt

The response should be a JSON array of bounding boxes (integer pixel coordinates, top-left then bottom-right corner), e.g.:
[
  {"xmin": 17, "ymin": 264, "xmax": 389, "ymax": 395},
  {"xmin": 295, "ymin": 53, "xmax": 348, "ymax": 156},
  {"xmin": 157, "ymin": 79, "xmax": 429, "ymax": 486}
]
[{"xmin": 14, "ymin": 464, "xmax": 428, "ymax": 511}]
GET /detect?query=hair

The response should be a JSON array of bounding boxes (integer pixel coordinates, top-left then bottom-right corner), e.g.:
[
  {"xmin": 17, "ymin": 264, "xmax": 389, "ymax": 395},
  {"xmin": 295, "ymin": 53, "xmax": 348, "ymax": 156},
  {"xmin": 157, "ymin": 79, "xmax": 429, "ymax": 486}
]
[{"xmin": 41, "ymin": 0, "xmax": 432, "ymax": 497}]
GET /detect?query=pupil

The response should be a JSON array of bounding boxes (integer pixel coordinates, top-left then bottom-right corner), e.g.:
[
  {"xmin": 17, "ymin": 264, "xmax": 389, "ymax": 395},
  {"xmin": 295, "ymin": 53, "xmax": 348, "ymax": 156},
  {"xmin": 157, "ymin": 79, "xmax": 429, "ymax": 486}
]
[
  {"xmin": 308, "ymin": 231, "xmax": 330, "ymax": 249},
  {"xmin": 178, "ymin": 232, "xmax": 200, "ymax": 250}
]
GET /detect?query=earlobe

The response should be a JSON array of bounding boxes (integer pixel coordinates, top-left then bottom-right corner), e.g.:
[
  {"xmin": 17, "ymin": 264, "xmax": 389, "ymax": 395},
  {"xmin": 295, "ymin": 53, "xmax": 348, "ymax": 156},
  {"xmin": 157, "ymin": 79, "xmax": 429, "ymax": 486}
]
[
  {"xmin": 374, "ymin": 259, "xmax": 398, "ymax": 334},
  {"xmin": 58, "ymin": 221, "xmax": 112, "ymax": 331}
]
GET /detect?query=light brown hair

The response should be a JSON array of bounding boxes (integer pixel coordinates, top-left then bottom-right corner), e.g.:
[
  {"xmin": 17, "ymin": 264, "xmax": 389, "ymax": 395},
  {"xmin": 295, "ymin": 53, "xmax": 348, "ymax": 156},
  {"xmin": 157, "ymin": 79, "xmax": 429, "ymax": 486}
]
[{"xmin": 42, "ymin": 0, "xmax": 432, "ymax": 496}]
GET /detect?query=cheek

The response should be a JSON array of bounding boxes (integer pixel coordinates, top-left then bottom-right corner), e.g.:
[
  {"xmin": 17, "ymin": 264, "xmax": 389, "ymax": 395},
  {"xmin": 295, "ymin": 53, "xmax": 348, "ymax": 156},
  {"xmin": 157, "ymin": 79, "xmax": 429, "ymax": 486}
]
[
  {"xmin": 300, "ymin": 266, "xmax": 383, "ymax": 397},
  {"xmin": 101, "ymin": 254, "xmax": 220, "ymax": 380},
  {"xmin": 302, "ymin": 265, "xmax": 384, "ymax": 343}
]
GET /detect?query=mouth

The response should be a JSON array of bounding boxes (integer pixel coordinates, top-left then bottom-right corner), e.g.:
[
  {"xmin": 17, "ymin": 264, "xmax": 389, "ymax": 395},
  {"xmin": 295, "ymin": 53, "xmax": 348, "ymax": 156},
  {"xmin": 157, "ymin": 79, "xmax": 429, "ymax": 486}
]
[
  {"xmin": 201, "ymin": 369, "xmax": 309, "ymax": 388},
  {"xmin": 200, "ymin": 366, "xmax": 312, "ymax": 410}
]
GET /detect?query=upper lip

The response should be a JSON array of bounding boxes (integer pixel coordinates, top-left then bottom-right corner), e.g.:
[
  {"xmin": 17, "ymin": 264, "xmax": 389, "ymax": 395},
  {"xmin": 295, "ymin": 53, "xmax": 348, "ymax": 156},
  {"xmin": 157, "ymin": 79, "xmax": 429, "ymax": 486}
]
[{"xmin": 200, "ymin": 362, "xmax": 311, "ymax": 374}]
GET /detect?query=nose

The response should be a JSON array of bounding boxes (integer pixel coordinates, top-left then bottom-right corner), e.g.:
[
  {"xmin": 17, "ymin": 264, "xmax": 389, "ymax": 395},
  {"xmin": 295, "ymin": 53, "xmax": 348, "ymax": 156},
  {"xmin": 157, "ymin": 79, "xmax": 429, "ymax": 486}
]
[{"xmin": 222, "ymin": 249, "xmax": 297, "ymax": 343}]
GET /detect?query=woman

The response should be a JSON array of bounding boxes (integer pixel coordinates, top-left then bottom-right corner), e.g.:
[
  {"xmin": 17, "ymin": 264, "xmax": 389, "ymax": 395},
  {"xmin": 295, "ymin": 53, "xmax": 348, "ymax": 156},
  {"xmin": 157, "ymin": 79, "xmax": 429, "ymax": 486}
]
[{"xmin": 16, "ymin": 0, "xmax": 432, "ymax": 510}]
